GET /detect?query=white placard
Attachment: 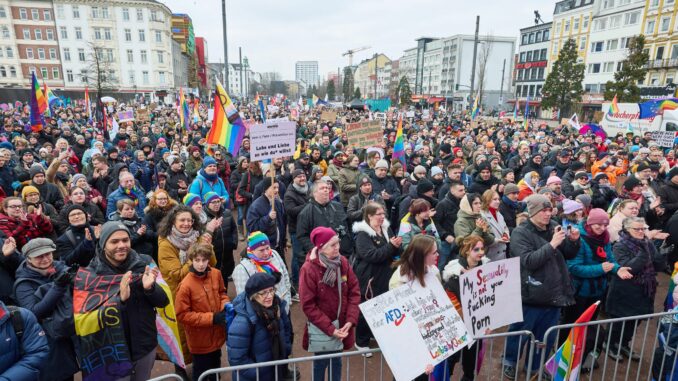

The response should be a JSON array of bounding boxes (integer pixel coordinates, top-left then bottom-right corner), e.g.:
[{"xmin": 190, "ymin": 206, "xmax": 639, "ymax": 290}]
[
  {"xmin": 459, "ymin": 257, "xmax": 523, "ymax": 337},
  {"xmin": 267, "ymin": 105, "xmax": 279, "ymax": 114},
  {"xmin": 249, "ymin": 119, "xmax": 296, "ymax": 161},
  {"xmin": 208, "ymin": 109, "xmax": 214, "ymax": 121},
  {"xmin": 359, "ymin": 279, "xmax": 470, "ymax": 381},
  {"xmin": 406, "ymin": 111, "xmax": 415, "ymax": 118},
  {"xmin": 651, "ymin": 131, "xmax": 676, "ymax": 148}
]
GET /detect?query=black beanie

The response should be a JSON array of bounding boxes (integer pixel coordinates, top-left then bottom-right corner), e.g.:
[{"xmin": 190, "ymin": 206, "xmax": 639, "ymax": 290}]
[
  {"xmin": 623, "ymin": 176, "xmax": 642, "ymax": 191},
  {"xmin": 29, "ymin": 164, "xmax": 45, "ymax": 179},
  {"xmin": 416, "ymin": 179, "xmax": 435, "ymax": 195},
  {"xmin": 569, "ymin": 161, "xmax": 585, "ymax": 171}
]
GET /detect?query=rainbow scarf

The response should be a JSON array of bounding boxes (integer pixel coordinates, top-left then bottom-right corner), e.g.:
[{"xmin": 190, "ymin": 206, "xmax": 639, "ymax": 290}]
[
  {"xmin": 246, "ymin": 251, "xmax": 279, "ymax": 274},
  {"xmin": 121, "ymin": 186, "xmax": 142, "ymax": 206}
]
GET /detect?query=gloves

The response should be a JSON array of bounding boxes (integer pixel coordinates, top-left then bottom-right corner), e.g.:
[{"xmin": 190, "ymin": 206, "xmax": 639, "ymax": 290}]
[
  {"xmin": 213, "ymin": 311, "xmax": 226, "ymax": 326},
  {"xmin": 54, "ymin": 270, "xmax": 75, "ymax": 287}
]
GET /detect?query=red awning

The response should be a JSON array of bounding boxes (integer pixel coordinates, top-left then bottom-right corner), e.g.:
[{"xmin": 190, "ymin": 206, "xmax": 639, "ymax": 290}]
[{"xmin": 427, "ymin": 97, "xmax": 445, "ymax": 103}]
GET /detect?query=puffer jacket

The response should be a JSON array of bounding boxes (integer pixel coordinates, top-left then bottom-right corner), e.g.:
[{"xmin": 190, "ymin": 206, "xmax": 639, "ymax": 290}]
[
  {"xmin": 510, "ymin": 219, "xmax": 579, "ymax": 307},
  {"xmin": 0, "ymin": 301, "xmax": 49, "ymax": 381},
  {"xmin": 189, "ymin": 170, "xmax": 230, "ymax": 204},
  {"xmin": 566, "ymin": 224, "xmax": 619, "ymax": 299},
  {"xmin": 175, "ymin": 268, "xmax": 230, "ymax": 354},
  {"xmin": 227, "ymin": 293, "xmax": 291, "ymax": 381},
  {"xmin": 453, "ymin": 197, "xmax": 494, "ymax": 247},
  {"xmin": 351, "ymin": 220, "xmax": 398, "ymax": 298},
  {"xmin": 204, "ymin": 206, "xmax": 238, "ymax": 278}
]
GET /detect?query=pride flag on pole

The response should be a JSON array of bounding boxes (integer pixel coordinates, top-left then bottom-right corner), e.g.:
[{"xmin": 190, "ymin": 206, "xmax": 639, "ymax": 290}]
[
  {"xmin": 29, "ymin": 73, "xmax": 45, "ymax": 132},
  {"xmin": 545, "ymin": 301, "xmax": 600, "ymax": 381},
  {"xmin": 608, "ymin": 94, "xmax": 619, "ymax": 116},
  {"xmin": 206, "ymin": 80, "xmax": 247, "ymax": 157},
  {"xmin": 524, "ymin": 96, "xmax": 530, "ymax": 131},
  {"xmin": 178, "ymin": 89, "xmax": 190, "ymax": 132},
  {"xmin": 470, "ymin": 95, "xmax": 479, "ymax": 120},
  {"xmin": 84, "ymin": 86, "xmax": 91, "ymax": 121},
  {"xmin": 255, "ymin": 93, "xmax": 266, "ymax": 122},
  {"xmin": 392, "ymin": 113, "xmax": 406, "ymax": 166}
]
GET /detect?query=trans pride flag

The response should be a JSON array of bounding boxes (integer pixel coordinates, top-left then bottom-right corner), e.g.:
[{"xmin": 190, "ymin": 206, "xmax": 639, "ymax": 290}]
[{"xmin": 206, "ymin": 80, "xmax": 247, "ymax": 156}]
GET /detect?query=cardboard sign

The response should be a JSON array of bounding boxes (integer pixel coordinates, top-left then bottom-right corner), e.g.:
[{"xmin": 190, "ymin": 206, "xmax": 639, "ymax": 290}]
[
  {"xmin": 117, "ymin": 110, "xmax": 134, "ymax": 123},
  {"xmin": 459, "ymin": 258, "xmax": 523, "ymax": 337},
  {"xmin": 346, "ymin": 120, "xmax": 383, "ymax": 149},
  {"xmin": 360, "ymin": 279, "xmax": 470, "ymax": 381},
  {"xmin": 320, "ymin": 110, "xmax": 337, "ymax": 122},
  {"xmin": 374, "ymin": 112, "xmax": 386, "ymax": 121},
  {"xmin": 651, "ymin": 131, "xmax": 677, "ymax": 148},
  {"xmin": 249, "ymin": 119, "xmax": 296, "ymax": 161}
]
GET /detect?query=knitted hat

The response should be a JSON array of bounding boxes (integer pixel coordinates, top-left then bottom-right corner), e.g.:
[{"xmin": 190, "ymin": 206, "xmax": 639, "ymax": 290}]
[
  {"xmin": 70, "ymin": 173, "xmax": 86, "ymax": 188},
  {"xmin": 310, "ymin": 226, "xmax": 337, "ymax": 250},
  {"xmin": 668, "ymin": 167, "xmax": 678, "ymax": 180},
  {"xmin": 546, "ymin": 176, "xmax": 561, "ymax": 186},
  {"xmin": 357, "ymin": 175, "xmax": 372, "ymax": 188},
  {"xmin": 587, "ymin": 208, "xmax": 610, "ymax": 226},
  {"xmin": 623, "ymin": 176, "xmax": 642, "ymax": 191},
  {"xmin": 260, "ymin": 177, "xmax": 277, "ymax": 192},
  {"xmin": 183, "ymin": 193, "xmax": 202, "ymax": 207},
  {"xmin": 431, "ymin": 166, "xmax": 444, "ymax": 177},
  {"xmin": 375, "ymin": 159, "xmax": 389, "ymax": 170},
  {"xmin": 569, "ymin": 161, "xmax": 585, "ymax": 171},
  {"xmin": 574, "ymin": 172, "xmax": 589, "ymax": 180},
  {"xmin": 167, "ymin": 155, "xmax": 180, "ymax": 166},
  {"xmin": 525, "ymin": 194, "xmax": 552, "ymax": 217},
  {"xmin": 593, "ymin": 173, "xmax": 609, "ymax": 182},
  {"xmin": 292, "ymin": 169, "xmax": 305, "ymax": 179},
  {"xmin": 202, "ymin": 191, "xmax": 221, "ymax": 205},
  {"xmin": 477, "ymin": 161, "xmax": 492, "ymax": 173},
  {"xmin": 29, "ymin": 163, "xmax": 45, "ymax": 179},
  {"xmin": 64, "ymin": 204, "xmax": 87, "ymax": 219},
  {"xmin": 636, "ymin": 162, "xmax": 650, "ymax": 172},
  {"xmin": 504, "ymin": 183, "xmax": 520, "ymax": 194},
  {"xmin": 21, "ymin": 185, "xmax": 39, "ymax": 199},
  {"xmin": 98, "ymin": 221, "xmax": 130, "ymax": 250},
  {"xmin": 202, "ymin": 156, "xmax": 217, "ymax": 168},
  {"xmin": 562, "ymin": 199, "xmax": 583, "ymax": 214},
  {"xmin": 416, "ymin": 179, "xmax": 435, "ymax": 195},
  {"xmin": 414, "ymin": 165, "xmax": 427, "ymax": 175},
  {"xmin": 21, "ymin": 237, "xmax": 56, "ymax": 258},
  {"xmin": 439, "ymin": 143, "xmax": 452, "ymax": 154},
  {"xmin": 576, "ymin": 194, "xmax": 592, "ymax": 209},
  {"xmin": 245, "ymin": 272, "xmax": 279, "ymax": 299},
  {"xmin": 247, "ymin": 231, "xmax": 270, "ymax": 251}
]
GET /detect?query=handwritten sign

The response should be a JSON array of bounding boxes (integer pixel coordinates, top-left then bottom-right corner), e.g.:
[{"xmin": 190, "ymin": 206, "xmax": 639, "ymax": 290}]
[
  {"xmin": 459, "ymin": 257, "xmax": 522, "ymax": 337},
  {"xmin": 346, "ymin": 120, "xmax": 383, "ymax": 149},
  {"xmin": 117, "ymin": 110, "xmax": 134, "ymax": 123},
  {"xmin": 360, "ymin": 280, "xmax": 469, "ymax": 381},
  {"xmin": 249, "ymin": 119, "xmax": 296, "ymax": 161},
  {"xmin": 321, "ymin": 110, "xmax": 337, "ymax": 122},
  {"xmin": 651, "ymin": 131, "xmax": 677, "ymax": 148}
]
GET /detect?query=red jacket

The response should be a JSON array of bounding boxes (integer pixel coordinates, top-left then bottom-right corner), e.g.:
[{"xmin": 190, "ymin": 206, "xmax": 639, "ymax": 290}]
[
  {"xmin": 0, "ymin": 212, "xmax": 53, "ymax": 250},
  {"xmin": 299, "ymin": 251, "xmax": 361, "ymax": 351}
]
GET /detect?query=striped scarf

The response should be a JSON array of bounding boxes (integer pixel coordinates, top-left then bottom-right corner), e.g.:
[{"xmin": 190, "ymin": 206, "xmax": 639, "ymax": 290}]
[
  {"xmin": 120, "ymin": 185, "xmax": 142, "ymax": 206},
  {"xmin": 247, "ymin": 251, "xmax": 279, "ymax": 274}
]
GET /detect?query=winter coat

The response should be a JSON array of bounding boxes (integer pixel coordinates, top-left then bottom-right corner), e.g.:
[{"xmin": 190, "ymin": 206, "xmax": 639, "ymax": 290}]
[
  {"xmin": 106, "ymin": 187, "xmax": 147, "ymax": 218},
  {"xmin": 657, "ymin": 181, "xmax": 678, "ymax": 217},
  {"xmin": 434, "ymin": 192, "xmax": 461, "ymax": 242},
  {"xmin": 227, "ymin": 293, "xmax": 292, "ymax": 381},
  {"xmin": 54, "ymin": 226, "xmax": 96, "ymax": 266},
  {"xmin": 0, "ymin": 301, "xmax": 49, "ymax": 381},
  {"xmin": 442, "ymin": 257, "xmax": 490, "ymax": 318},
  {"xmin": 499, "ymin": 198, "xmax": 521, "ymax": 231},
  {"xmin": 326, "ymin": 163, "xmax": 342, "ymax": 185},
  {"xmin": 338, "ymin": 166, "xmax": 360, "ymax": 206},
  {"xmin": 205, "ymin": 206, "xmax": 238, "ymax": 273},
  {"xmin": 453, "ymin": 197, "xmax": 495, "ymax": 247},
  {"xmin": 175, "ymin": 268, "xmax": 230, "ymax": 354},
  {"xmin": 346, "ymin": 192, "xmax": 384, "ymax": 225},
  {"xmin": 299, "ymin": 251, "xmax": 361, "ymax": 351},
  {"xmin": 606, "ymin": 234, "xmax": 663, "ymax": 317},
  {"xmin": 188, "ymin": 171, "xmax": 230, "ymax": 204},
  {"xmin": 55, "ymin": 201, "xmax": 105, "ymax": 233},
  {"xmin": 31, "ymin": 181, "xmax": 64, "ymax": 210},
  {"xmin": 0, "ymin": 213, "xmax": 54, "ymax": 251},
  {"xmin": 388, "ymin": 264, "xmax": 441, "ymax": 290},
  {"xmin": 237, "ymin": 171, "xmax": 264, "ymax": 206},
  {"xmin": 351, "ymin": 220, "xmax": 398, "ymax": 298},
  {"xmin": 369, "ymin": 173, "xmax": 401, "ymax": 203},
  {"xmin": 468, "ymin": 174, "xmax": 500, "ymax": 195},
  {"xmin": 166, "ymin": 169, "xmax": 190, "ymax": 202},
  {"xmin": 296, "ymin": 199, "xmax": 353, "ymax": 258},
  {"xmin": 479, "ymin": 209, "xmax": 509, "ymax": 261},
  {"xmin": 566, "ymin": 225, "xmax": 619, "ymax": 299},
  {"xmin": 283, "ymin": 184, "xmax": 308, "ymax": 233},
  {"xmin": 109, "ymin": 213, "xmax": 155, "ymax": 257},
  {"xmin": 185, "ymin": 157, "xmax": 203, "ymax": 179},
  {"xmin": 246, "ymin": 196, "xmax": 286, "ymax": 250},
  {"xmin": 230, "ymin": 169, "xmax": 244, "ymax": 200},
  {"xmin": 232, "ymin": 250, "xmax": 292, "ymax": 315},
  {"xmin": 13, "ymin": 261, "xmax": 79, "ymax": 381},
  {"xmin": 0, "ymin": 239, "xmax": 21, "ymax": 304},
  {"xmin": 129, "ymin": 159, "xmax": 154, "ymax": 192},
  {"xmin": 510, "ymin": 219, "xmax": 579, "ymax": 307},
  {"xmin": 591, "ymin": 183, "xmax": 617, "ymax": 210},
  {"xmin": 158, "ymin": 236, "xmax": 217, "ymax": 297},
  {"xmin": 84, "ymin": 249, "xmax": 169, "ymax": 361},
  {"xmin": 398, "ymin": 214, "xmax": 442, "ymax": 252}
]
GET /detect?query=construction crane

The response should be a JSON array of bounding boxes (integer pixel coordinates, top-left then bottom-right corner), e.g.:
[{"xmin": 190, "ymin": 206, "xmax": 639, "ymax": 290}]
[{"xmin": 342, "ymin": 46, "xmax": 371, "ymax": 67}]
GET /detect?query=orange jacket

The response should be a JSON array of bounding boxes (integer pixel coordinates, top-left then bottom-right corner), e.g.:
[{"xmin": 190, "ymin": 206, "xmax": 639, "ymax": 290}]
[
  {"xmin": 175, "ymin": 268, "xmax": 230, "ymax": 354},
  {"xmin": 591, "ymin": 158, "xmax": 628, "ymax": 186}
]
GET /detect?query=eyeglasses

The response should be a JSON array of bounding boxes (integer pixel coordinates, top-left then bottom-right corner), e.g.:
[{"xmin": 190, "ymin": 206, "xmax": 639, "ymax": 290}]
[
  {"xmin": 256, "ymin": 288, "xmax": 276, "ymax": 297},
  {"xmin": 629, "ymin": 227, "xmax": 648, "ymax": 232},
  {"xmin": 6, "ymin": 204, "xmax": 22, "ymax": 209},
  {"xmin": 373, "ymin": 212, "xmax": 386, "ymax": 216}
]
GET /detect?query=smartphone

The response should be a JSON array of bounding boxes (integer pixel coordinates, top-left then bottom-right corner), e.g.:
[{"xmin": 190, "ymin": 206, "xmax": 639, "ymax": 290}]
[{"xmin": 567, "ymin": 226, "xmax": 573, "ymax": 237}]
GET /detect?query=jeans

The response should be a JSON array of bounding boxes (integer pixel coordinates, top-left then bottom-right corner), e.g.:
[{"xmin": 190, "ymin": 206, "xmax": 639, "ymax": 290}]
[
  {"xmin": 237, "ymin": 205, "xmax": 246, "ymax": 228},
  {"xmin": 438, "ymin": 240, "xmax": 457, "ymax": 272},
  {"xmin": 313, "ymin": 351, "xmax": 342, "ymax": 381},
  {"xmin": 192, "ymin": 349, "xmax": 221, "ymax": 381},
  {"xmin": 503, "ymin": 305, "xmax": 560, "ymax": 372},
  {"xmin": 290, "ymin": 233, "xmax": 303, "ymax": 289}
]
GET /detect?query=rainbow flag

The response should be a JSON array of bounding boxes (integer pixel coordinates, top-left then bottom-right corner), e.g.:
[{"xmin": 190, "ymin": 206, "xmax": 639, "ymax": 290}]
[
  {"xmin": 658, "ymin": 99, "xmax": 678, "ymax": 113},
  {"xmin": 178, "ymin": 89, "xmax": 190, "ymax": 132},
  {"xmin": 545, "ymin": 301, "xmax": 599, "ymax": 381},
  {"xmin": 151, "ymin": 262, "xmax": 185, "ymax": 369},
  {"xmin": 639, "ymin": 98, "xmax": 678, "ymax": 119},
  {"xmin": 392, "ymin": 113, "xmax": 406, "ymax": 166},
  {"xmin": 29, "ymin": 73, "xmax": 45, "ymax": 132},
  {"xmin": 524, "ymin": 96, "xmax": 530, "ymax": 130},
  {"xmin": 664, "ymin": 262, "xmax": 678, "ymax": 310},
  {"xmin": 207, "ymin": 80, "xmax": 247, "ymax": 156},
  {"xmin": 470, "ymin": 95, "xmax": 479, "ymax": 120},
  {"xmin": 608, "ymin": 94, "xmax": 619, "ymax": 116},
  {"xmin": 84, "ymin": 86, "xmax": 91, "ymax": 120},
  {"xmin": 43, "ymin": 81, "xmax": 58, "ymax": 115}
]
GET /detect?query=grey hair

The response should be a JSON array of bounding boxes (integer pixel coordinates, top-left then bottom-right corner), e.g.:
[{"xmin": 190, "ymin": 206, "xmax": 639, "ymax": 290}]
[
  {"xmin": 310, "ymin": 181, "xmax": 327, "ymax": 195},
  {"xmin": 622, "ymin": 216, "xmax": 646, "ymax": 231}
]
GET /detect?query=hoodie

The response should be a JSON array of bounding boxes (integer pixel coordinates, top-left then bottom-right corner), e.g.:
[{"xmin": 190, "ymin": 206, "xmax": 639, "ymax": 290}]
[{"xmin": 453, "ymin": 196, "xmax": 495, "ymax": 247}]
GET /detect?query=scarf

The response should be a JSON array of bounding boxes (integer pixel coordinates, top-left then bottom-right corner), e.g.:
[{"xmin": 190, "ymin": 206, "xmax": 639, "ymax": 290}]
[
  {"xmin": 120, "ymin": 186, "xmax": 142, "ymax": 206},
  {"xmin": 318, "ymin": 252, "xmax": 342, "ymax": 287},
  {"xmin": 622, "ymin": 189, "xmax": 642, "ymax": 201},
  {"xmin": 167, "ymin": 226, "xmax": 200, "ymax": 265},
  {"xmin": 26, "ymin": 262, "xmax": 56, "ymax": 277},
  {"xmin": 502, "ymin": 195, "xmax": 520, "ymax": 210},
  {"xmin": 251, "ymin": 298, "xmax": 284, "ymax": 361},
  {"xmin": 618, "ymin": 231, "xmax": 658, "ymax": 298},
  {"xmin": 583, "ymin": 225, "xmax": 610, "ymax": 260},
  {"xmin": 199, "ymin": 168, "xmax": 218, "ymax": 182},
  {"xmin": 488, "ymin": 207, "xmax": 498, "ymax": 221},
  {"xmin": 246, "ymin": 251, "xmax": 280, "ymax": 274},
  {"xmin": 332, "ymin": 157, "xmax": 344, "ymax": 168},
  {"xmin": 292, "ymin": 183, "xmax": 308, "ymax": 194}
]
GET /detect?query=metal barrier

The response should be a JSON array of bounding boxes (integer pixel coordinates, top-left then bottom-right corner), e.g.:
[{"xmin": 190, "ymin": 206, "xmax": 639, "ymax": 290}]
[
  {"xmin": 461, "ymin": 330, "xmax": 538, "ymax": 381},
  {"xmin": 534, "ymin": 310, "xmax": 678, "ymax": 381},
  {"xmin": 147, "ymin": 374, "xmax": 185, "ymax": 381}
]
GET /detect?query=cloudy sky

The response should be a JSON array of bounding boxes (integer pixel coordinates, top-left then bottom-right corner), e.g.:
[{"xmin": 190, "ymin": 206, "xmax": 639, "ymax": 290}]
[{"xmin": 159, "ymin": 0, "xmax": 553, "ymax": 80}]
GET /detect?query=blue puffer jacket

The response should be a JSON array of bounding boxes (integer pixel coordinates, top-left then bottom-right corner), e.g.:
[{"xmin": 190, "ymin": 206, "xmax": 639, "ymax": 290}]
[
  {"xmin": 566, "ymin": 224, "xmax": 619, "ymax": 299},
  {"xmin": 227, "ymin": 293, "xmax": 291, "ymax": 381},
  {"xmin": 106, "ymin": 187, "xmax": 147, "ymax": 219},
  {"xmin": 0, "ymin": 300, "xmax": 49, "ymax": 381},
  {"xmin": 129, "ymin": 159, "xmax": 154, "ymax": 193},
  {"xmin": 188, "ymin": 170, "xmax": 230, "ymax": 204}
]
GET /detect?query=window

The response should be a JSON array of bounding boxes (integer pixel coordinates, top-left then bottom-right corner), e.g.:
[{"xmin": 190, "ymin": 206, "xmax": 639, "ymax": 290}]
[
  {"xmin": 610, "ymin": 15, "xmax": 621, "ymax": 28},
  {"xmin": 75, "ymin": 27, "xmax": 82, "ymax": 40},
  {"xmin": 80, "ymin": 69, "xmax": 88, "ymax": 83},
  {"xmin": 106, "ymin": 49, "xmax": 113, "ymax": 62},
  {"xmin": 49, "ymin": 48, "xmax": 56, "ymax": 59},
  {"xmin": 540, "ymin": 48, "xmax": 547, "ymax": 60},
  {"xmin": 556, "ymin": 22, "xmax": 561, "ymax": 34},
  {"xmin": 66, "ymin": 69, "xmax": 73, "ymax": 82},
  {"xmin": 606, "ymin": 39, "xmax": 618, "ymax": 50},
  {"xmin": 142, "ymin": 70, "xmax": 149, "ymax": 84},
  {"xmin": 604, "ymin": 0, "xmax": 615, "ymax": 8},
  {"xmin": 646, "ymin": 20, "xmax": 656, "ymax": 34},
  {"xmin": 594, "ymin": 18, "xmax": 607, "ymax": 31},
  {"xmin": 78, "ymin": 48, "xmax": 85, "ymax": 61},
  {"xmin": 124, "ymin": 29, "xmax": 131, "ymax": 41},
  {"xmin": 22, "ymin": 28, "xmax": 30, "ymax": 39},
  {"xmin": 656, "ymin": 46, "xmax": 665, "ymax": 59},
  {"xmin": 19, "ymin": 8, "xmax": 27, "ymax": 20},
  {"xmin": 91, "ymin": 6, "xmax": 99, "ymax": 18},
  {"xmin": 43, "ymin": 10, "xmax": 51, "ymax": 21},
  {"xmin": 102, "ymin": 7, "xmax": 109, "ymax": 19},
  {"xmin": 31, "ymin": 9, "xmax": 39, "ymax": 20},
  {"xmin": 46, "ymin": 29, "xmax": 53, "ymax": 40},
  {"xmin": 5, "ymin": 47, "xmax": 11, "ymax": 58},
  {"xmin": 672, "ymin": 45, "xmax": 678, "ymax": 59},
  {"xmin": 520, "ymin": 52, "xmax": 526, "ymax": 62},
  {"xmin": 34, "ymin": 29, "xmax": 42, "ymax": 40},
  {"xmin": 37, "ymin": 48, "xmax": 45, "ymax": 59},
  {"xmin": 157, "ymin": 51, "xmax": 164, "ymax": 63},
  {"xmin": 580, "ymin": 37, "xmax": 587, "ymax": 50},
  {"xmin": 531, "ymin": 68, "xmax": 537, "ymax": 79},
  {"xmin": 650, "ymin": 0, "xmax": 659, "ymax": 6},
  {"xmin": 543, "ymin": 29, "xmax": 549, "ymax": 41},
  {"xmin": 583, "ymin": 16, "xmax": 589, "ymax": 29},
  {"xmin": 564, "ymin": 20, "xmax": 570, "ymax": 32},
  {"xmin": 52, "ymin": 68, "xmax": 59, "ymax": 79},
  {"xmin": 10, "ymin": 67, "xmax": 16, "ymax": 77},
  {"xmin": 40, "ymin": 67, "xmax": 47, "ymax": 79},
  {"xmin": 151, "ymin": 10, "xmax": 158, "ymax": 21},
  {"xmin": 0, "ymin": 67, "xmax": 6, "ymax": 78},
  {"xmin": 137, "ymin": 8, "xmax": 143, "ymax": 21},
  {"xmin": 138, "ymin": 29, "xmax": 145, "ymax": 42},
  {"xmin": 129, "ymin": 70, "xmax": 135, "ymax": 84},
  {"xmin": 651, "ymin": 74, "xmax": 659, "ymax": 85},
  {"xmin": 56, "ymin": 5, "xmax": 63, "ymax": 18},
  {"xmin": 617, "ymin": 61, "xmax": 624, "ymax": 71},
  {"xmin": 159, "ymin": 71, "xmax": 165, "ymax": 84},
  {"xmin": 93, "ymin": 28, "xmax": 101, "ymax": 40},
  {"xmin": 661, "ymin": 17, "xmax": 671, "ymax": 32},
  {"xmin": 538, "ymin": 67, "xmax": 545, "ymax": 79},
  {"xmin": 63, "ymin": 48, "xmax": 70, "ymax": 61},
  {"xmin": 104, "ymin": 28, "xmax": 111, "ymax": 40},
  {"xmin": 588, "ymin": 63, "xmax": 601, "ymax": 73},
  {"xmin": 60, "ymin": 26, "xmax": 67, "ymax": 39},
  {"xmin": 521, "ymin": 34, "xmax": 528, "ymax": 45},
  {"xmin": 72, "ymin": 5, "xmax": 80, "ymax": 19},
  {"xmin": 26, "ymin": 48, "xmax": 33, "ymax": 59},
  {"xmin": 528, "ymin": 33, "xmax": 535, "ymax": 43},
  {"xmin": 625, "ymin": 11, "xmax": 640, "ymax": 25},
  {"xmin": 603, "ymin": 62, "xmax": 615, "ymax": 72},
  {"xmin": 29, "ymin": 67, "xmax": 36, "ymax": 76},
  {"xmin": 591, "ymin": 41, "xmax": 604, "ymax": 52},
  {"xmin": 155, "ymin": 30, "xmax": 162, "ymax": 43},
  {"xmin": 0, "ymin": 7, "xmax": 6, "ymax": 18},
  {"xmin": 123, "ymin": 8, "xmax": 129, "ymax": 21},
  {"xmin": 140, "ymin": 50, "xmax": 147, "ymax": 64},
  {"xmin": 535, "ymin": 31, "xmax": 542, "ymax": 42},
  {"xmin": 574, "ymin": 19, "xmax": 579, "ymax": 31},
  {"xmin": 127, "ymin": 49, "xmax": 133, "ymax": 63},
  {"xmin": 526, "ymin": 51, "xmax": 533, "ymax": 61}
]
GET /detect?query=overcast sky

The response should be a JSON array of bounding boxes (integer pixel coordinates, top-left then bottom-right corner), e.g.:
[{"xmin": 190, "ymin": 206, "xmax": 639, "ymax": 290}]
[{"xmin": 159, "ymin": 0, "xmax": 554, "ymax": 80}]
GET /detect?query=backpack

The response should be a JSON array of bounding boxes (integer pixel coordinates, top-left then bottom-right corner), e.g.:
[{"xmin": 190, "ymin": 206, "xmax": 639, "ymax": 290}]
[
  {"xmin": 7, "ymin": 305, "xmax": 25, "ymax": 354},
  {"xmin": 389, "ymin": 194, "xmax": 410, "ymax": 233}
]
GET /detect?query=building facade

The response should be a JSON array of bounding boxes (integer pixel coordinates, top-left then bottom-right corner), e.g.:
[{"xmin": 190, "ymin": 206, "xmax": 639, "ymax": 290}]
[
  {"xmin": 0, "ymin": 0, "xmax": 22, "ymax": 87},
  {"xmin": 194, "ymin": 36, "xmax": 207, "ymax": 88},
  {"xmin": 295, "ymin": 60, "xmax": 319, "ymax": 88},
  {"xmin": 172, "ymin": 39, "xmax": 188, "ymax": 88},
  {"xmin": 353, "ymin": 53, "xmax": 391, "ymax": 99},
  {"xmin": 641, "ymin": 0, "xmax": 678, "ymax": 89},
  {"xmin": 514, "ymin": 22, "xmax": 552, "ymax": 115}
]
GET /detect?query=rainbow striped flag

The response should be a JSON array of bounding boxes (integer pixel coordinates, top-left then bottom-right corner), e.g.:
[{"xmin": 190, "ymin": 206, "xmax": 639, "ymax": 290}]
[
  {"xmin": 470, "ymin": 95, "xmax": 479, "ymax": 120},
  {"xmin": 664, "ymin": 262, "xmax": 678, "ymax": 310},
  {"xmin": 608, "ymin": 95, "xmax": 619, "ymax": 116},
  {"xmin": 29, "ymin": 73, "xmax": 45, "ymax": 132},
  {"xmin": 178, "ymin": 89, "xmax": 190, "ymax": 132},
  {"xmin": 524, "ymin": 96, "xmax": 530, "ymax": 130},
  {"xmin": 42, "ymin": 81, "xmax": 58, "ymax": 116},
  {"xmin": 658, "ymin": 99, "xmax": 678, "ymax": 113},
  {"xmin": 151, "ymin": 262, "xmax": 185, "ymax": 369},
  {"xmin": 392, "ymin": 113, "xmax": 406, "ymax": 166},
  {"xmin": 545, "ymin": 301, "xmax": 599, "ymax": 381},
  {"xmin": 207, "ymin": 80, "xmax": 247, "ymax": 156}
]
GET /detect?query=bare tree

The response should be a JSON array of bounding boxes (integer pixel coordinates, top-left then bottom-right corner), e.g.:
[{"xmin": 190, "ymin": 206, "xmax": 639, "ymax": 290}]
[
  {"xmin": 83, "ymin": 42, "xmax": 117, "ymax": 97},
  {"xmin": 476, "ymin": 33, "xmax": 493, "ymax": 106}
]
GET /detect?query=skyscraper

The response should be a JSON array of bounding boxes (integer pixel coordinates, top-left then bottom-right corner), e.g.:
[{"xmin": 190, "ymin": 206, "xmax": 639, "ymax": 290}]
[{"xmin": 295, "ymin": 61, "xmax": 319, "ymax": 87}]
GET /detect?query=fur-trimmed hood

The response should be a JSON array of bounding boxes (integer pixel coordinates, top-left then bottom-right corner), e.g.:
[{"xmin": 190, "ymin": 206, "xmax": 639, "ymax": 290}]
[
  {"xmin": 442, "ymin": 257, "xmax": 490, "ymax": 282},
  {"xmin": 351, "ymin": 219, "xmax": 391, "ymax": 239}
]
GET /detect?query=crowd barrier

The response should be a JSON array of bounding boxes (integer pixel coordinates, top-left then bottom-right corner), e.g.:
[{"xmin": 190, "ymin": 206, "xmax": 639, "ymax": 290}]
[
  {"xmin": 184, "ymin": 310, "xmax": 678, "ymax": 380},
  {"xmin": 148, "ymin": 374, "xmax": 185, "ymax": 381}
]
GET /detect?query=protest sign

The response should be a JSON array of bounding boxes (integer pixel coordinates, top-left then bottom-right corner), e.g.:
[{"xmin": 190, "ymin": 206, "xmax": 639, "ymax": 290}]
[
  {"xmin": 266, "ymin": 105, "xmax": 279, "ymax": 114},
  {"xmin": 320, "ymin": 110, "xmax": 337, "ymax": 122},
  {"xmin": 374, "ymin": 112, "xmax": 386, "ymax": 121},
  {"xmin": 406, "ymin": 111, "xmax": 415, "ymax": 118},
  {"xmin": 360, "ymin": 280, "xmax": 469, "ymax": 381},
  {"xmin": 651, "ymin": 131, "xmax": 677, "ymax": 148},
  {"xmin": 459, "ymin": 257, "xmax": 522, "ymax": 337},
  {"xmin": 117, "ymin": 110, "xmax": 134, "ymax": 123},
  {"xmin": 346, "ymin": 120, "xmax": 383, "ymax": 149},
  {"xmin": 207, "ymin": 109, "xmax": 214, "ymax": 121},
  {"xmin": 249, "ymin": 119, "xmax": 296, "ymax": 161}
]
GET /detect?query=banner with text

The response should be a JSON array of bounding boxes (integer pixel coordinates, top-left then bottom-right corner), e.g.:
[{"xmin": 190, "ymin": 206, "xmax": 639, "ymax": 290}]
[
  {"xmin": 249, "ymin": 119, "xmax": 296, "ymax": 161},
  {"xmin": 360, "ymin": 280, "xmax": 469, "ymax": 381},
  {"xmin": 117, "ymin": 110, "xmax": 134, "ymax": 123},
  {"xmin": 651, "ymin": 131, "xmax": 678, "ymax": 148},
  {"xmin": 459, "ymin": 257, "xmax": 523, "ymax": 337},
  {"xmin": 346, "ymin": 120, "xmax": 383, "ymax": 149},
  {"xmin": 320, "ymin": 110, "xmax": 337, "ymax": 122}
]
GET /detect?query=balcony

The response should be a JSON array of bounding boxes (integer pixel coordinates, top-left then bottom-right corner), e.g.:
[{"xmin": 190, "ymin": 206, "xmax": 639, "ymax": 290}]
[{"xmin": 646, "ymin": 58, "xmax": 678, "ymax": 69}]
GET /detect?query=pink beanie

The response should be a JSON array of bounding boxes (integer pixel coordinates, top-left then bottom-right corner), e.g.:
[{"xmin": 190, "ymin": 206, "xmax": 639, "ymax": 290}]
[
  {"xmin": 546, "ymin": 176, "xmax": 562, "ymax": 186},
  {"xmin": 586, "ymin": 208, "xmax": 610, "ymax": 226},
  {"xmin": 562, "ymin": 199, "xmax": 583, "ymax": 215}
]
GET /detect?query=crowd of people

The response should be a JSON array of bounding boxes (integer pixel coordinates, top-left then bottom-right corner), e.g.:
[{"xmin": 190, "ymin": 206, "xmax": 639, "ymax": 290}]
[{"xmin": 1, "ymin": 97, "xmax": 678, "ymax": 381}]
